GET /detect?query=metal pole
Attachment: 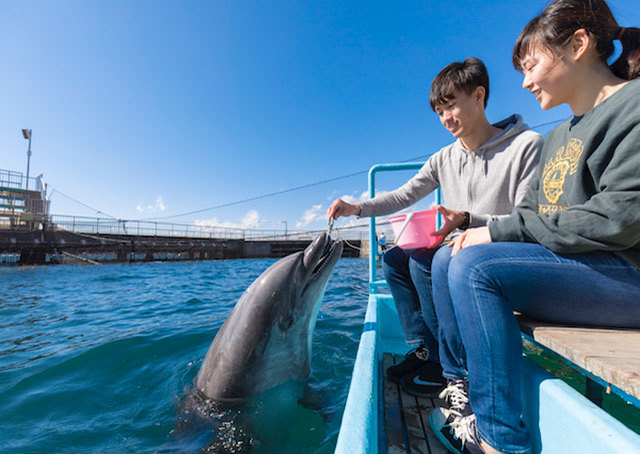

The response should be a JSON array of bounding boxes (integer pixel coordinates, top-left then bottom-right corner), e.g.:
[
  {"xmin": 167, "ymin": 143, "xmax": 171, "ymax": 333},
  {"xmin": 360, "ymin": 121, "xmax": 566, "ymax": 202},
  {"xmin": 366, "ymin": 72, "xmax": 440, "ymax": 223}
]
[
  {"xmin": 26, "ymin": 135, "xmax": 32, "ymax": 189},
  {"xmin": 22, "ymin": 129, "xmax": 32, "ymax": 189},
  {"xmin": 282, "ymin": 220, "xmax": 287, "ymax": 238}
]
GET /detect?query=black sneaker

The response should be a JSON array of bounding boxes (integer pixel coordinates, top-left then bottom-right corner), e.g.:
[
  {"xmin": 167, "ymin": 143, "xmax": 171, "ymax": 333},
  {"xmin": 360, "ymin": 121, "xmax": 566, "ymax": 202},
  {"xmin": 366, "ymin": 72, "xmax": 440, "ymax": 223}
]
[
  {"xmin": 386, "ymin": 345, "xmax": 429, "ymax": 382},
  {"xmin": 399, "ymin": 361, "xmax": 445, "ymax": 396},
  {"xmin": 430, "ymin": 407, "xmax": 483, "ymax": 454},
  {"xmin": 430, "ymin": 379, "xmax": 482, "ymax": 454}
]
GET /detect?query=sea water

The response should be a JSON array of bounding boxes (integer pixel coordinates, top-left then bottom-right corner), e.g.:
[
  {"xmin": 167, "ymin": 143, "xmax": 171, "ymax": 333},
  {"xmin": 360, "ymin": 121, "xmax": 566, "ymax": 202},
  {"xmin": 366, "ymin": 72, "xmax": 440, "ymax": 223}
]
[{"xmin": 0, "ymin": 258, "xmax": 369, "ymax": 453}]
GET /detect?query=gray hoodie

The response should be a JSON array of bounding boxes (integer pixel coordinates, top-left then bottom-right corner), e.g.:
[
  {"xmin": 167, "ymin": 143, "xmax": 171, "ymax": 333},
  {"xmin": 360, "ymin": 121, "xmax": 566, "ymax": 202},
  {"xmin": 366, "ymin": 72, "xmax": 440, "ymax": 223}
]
[{"xmin": 359, "ymin": 114, "xmax": 543, "ymax": 228}]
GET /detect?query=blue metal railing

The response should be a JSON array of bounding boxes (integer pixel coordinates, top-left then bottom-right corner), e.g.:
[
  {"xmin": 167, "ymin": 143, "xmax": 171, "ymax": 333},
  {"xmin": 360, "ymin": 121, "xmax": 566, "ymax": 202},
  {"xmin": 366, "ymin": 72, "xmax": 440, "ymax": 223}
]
[{"xmin": 367, "ymin": 162, "xmax": 440, "ymax": 288}]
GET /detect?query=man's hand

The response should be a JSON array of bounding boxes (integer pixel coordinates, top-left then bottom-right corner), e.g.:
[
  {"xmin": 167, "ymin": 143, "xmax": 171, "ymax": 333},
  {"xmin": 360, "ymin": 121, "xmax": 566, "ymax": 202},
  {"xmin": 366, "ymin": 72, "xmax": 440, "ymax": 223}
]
[
  {"xmin": 449, "ymin": 226, "xmax": 492, "ymax": 256},
  {"xmin": 327, "ymin": 198, "xmax": 361, "ymax": 220},
  {"xmin": 431, "ymin": 205, "xmax": 467, "ymax": 241}
]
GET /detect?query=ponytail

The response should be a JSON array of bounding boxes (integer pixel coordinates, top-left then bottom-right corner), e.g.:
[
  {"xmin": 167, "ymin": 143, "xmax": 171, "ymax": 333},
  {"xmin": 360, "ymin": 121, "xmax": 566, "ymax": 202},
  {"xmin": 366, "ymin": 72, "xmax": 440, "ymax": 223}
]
[
  {"xmin": 513, "ymin": 0, "xmax": 640, "ymax": 81},
  {"xmin": 611, "ymin": 26, "xmax": 640, "ymax": 80}
]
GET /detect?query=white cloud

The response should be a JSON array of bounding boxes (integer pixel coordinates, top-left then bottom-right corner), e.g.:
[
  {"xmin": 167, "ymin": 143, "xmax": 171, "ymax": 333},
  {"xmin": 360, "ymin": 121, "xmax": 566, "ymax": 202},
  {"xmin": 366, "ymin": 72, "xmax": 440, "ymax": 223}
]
[
  {"xmin": 296, "ymin": 204, "xmax": 324, "ymax": 228},
  {"xmin": 194, "ymin": 209, "xmax": 262, "ymax": 230},
  {"xmin": 326, "ymin": 190, "xmax": 340, "ymax": 201},
  {"xmin": 240, "ymin": 210, "xmax": 261, "ymax": 229},
  {"xmin": 343, "ymin": 216, "xmax": 367, "ymax": 228},
  {"xmin": 339, "ymin": 189, "xmax": 387, "ymax": 205},
  {"xmin": 136, "ymin": 196, "xmax": 166, "ymax": 213},
  {"xmin": 341, "ymin": 194, "xmax": 358, "ymax": 205}
]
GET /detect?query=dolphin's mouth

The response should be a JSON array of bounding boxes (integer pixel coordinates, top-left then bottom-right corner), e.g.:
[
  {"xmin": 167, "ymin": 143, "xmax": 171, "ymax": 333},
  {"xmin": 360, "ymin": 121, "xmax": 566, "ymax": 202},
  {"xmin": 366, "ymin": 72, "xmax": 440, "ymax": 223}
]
[{"xmin": 312, "ymin": 239, "xmax": 341, "ymax": 276}]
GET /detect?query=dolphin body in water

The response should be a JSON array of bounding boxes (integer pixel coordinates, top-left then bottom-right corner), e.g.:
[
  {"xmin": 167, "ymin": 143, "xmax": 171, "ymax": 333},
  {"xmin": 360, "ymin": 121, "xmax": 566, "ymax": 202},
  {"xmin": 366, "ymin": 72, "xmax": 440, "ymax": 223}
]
[{"xmin": 195, "ymin": 232, "xmax": 343, "ymax": 401}]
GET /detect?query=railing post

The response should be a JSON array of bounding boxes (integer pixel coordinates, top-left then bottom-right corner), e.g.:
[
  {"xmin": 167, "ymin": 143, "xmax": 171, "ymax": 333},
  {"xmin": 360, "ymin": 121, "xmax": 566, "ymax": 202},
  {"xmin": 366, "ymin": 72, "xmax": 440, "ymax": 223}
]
[
  {"xmin": 368, "ymin": 167, "xmax": 377, "ymax": 285},
  {"xmin": 367, "ymin": 162, "xmax": 427, "ymax": 286}
]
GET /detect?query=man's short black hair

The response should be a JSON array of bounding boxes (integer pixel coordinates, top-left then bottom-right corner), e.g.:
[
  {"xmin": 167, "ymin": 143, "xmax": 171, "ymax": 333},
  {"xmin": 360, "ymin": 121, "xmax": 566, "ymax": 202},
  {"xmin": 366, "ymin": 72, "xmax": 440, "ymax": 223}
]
[{"xmin": 429, "ymin": 57, "xmax": 490, "ymax": 111}]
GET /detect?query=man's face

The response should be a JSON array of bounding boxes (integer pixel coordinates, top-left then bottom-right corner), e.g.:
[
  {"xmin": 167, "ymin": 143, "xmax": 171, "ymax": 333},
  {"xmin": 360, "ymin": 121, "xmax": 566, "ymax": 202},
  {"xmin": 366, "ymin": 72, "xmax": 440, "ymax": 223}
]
[{"xmin": 434, "ymin": 88, "xmax": 484, "ymax": 139}]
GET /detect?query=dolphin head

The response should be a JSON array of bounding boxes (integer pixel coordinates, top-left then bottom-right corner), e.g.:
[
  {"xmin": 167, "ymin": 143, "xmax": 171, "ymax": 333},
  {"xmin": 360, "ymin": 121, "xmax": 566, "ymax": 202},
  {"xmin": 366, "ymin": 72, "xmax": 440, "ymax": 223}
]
[
  {"xmin": 195, "ymin": 233, "xmax": 343, "ymax": 400},
  {"xmin": 296, "ymin": 232, "xmax": 344, "ymax": 312}
]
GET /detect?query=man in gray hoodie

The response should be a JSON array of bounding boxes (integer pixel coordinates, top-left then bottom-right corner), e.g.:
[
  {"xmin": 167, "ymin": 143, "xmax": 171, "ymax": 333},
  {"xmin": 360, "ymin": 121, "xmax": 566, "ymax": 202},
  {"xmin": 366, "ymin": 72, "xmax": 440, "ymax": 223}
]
[{"xmin": 327, "ymin": 57, "xmax": 543, "ymax": 395}]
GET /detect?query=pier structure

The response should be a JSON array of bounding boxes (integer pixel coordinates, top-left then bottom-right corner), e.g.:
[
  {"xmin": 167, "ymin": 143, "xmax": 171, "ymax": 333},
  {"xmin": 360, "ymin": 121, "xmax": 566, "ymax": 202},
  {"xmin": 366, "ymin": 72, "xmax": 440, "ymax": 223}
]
[
  {"xmin": 0, "ymin": 214, "xmax": 365, "ymax": 265},
  {"xmin": 0, "ymin": 167, "xmax": 368, "ymax": 265}
]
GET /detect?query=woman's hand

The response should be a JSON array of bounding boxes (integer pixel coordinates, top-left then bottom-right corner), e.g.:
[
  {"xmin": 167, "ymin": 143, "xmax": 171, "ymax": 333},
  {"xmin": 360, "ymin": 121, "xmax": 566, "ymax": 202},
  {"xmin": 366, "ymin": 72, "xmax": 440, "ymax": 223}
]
[
  {"xmin": 449, "ymin": 226, "xmax": 492, "ymax": 257},
  {"xmin": 432, "ymin": 205, "xmax": 467, "ymax": 241},
  {"xmin": 327, "ymin": 198, "xmax": 361, "ymax": 220}
]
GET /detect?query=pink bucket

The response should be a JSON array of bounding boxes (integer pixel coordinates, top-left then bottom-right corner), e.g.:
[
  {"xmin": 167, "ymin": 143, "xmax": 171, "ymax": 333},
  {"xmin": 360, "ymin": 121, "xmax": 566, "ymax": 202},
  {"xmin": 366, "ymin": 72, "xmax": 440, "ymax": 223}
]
[{"xmin": 388, "ymin": 208, "xmax": 442, "ymax": 249}]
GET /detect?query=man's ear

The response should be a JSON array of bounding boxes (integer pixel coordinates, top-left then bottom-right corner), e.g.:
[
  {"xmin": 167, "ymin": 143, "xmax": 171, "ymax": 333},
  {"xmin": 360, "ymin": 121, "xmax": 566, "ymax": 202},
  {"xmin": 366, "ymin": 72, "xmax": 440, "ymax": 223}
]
[
  {"xmin": 474, "ymin": 86, "xmax": 486, "ymax": 107},
  {"xmin": 571, "ymin": 28, "xmax": 591, "ymax": 61}
]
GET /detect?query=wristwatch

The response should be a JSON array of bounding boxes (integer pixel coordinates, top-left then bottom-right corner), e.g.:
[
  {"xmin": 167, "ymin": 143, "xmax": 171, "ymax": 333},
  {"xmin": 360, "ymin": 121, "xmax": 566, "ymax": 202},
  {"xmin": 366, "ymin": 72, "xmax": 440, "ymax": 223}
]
[{"xmin": 459, "ymin": 211, "xmax": 470, "ymax": 230}]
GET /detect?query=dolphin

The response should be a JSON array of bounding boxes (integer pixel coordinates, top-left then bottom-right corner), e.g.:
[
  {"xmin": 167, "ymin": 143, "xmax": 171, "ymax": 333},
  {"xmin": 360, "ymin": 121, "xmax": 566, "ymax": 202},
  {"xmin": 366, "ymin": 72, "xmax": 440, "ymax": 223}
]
[{"xmin": 195, "ymin": 232, "xmax": 343, "ymax": 401}]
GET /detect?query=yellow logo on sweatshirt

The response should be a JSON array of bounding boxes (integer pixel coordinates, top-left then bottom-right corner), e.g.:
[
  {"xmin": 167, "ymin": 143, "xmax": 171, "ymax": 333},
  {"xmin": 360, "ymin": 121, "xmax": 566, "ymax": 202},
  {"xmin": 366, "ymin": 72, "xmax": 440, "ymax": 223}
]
[{"xmin": 541, "ymin": 139, "xmax": 584, "ymax": 205}]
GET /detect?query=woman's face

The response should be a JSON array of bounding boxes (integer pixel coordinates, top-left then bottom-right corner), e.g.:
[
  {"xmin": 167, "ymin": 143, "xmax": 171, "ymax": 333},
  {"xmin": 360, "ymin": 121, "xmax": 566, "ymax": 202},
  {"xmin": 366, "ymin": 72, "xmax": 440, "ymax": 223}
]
[{"xmin": 520, "ymin": 44, "xmax": 575, "ymax": 110}]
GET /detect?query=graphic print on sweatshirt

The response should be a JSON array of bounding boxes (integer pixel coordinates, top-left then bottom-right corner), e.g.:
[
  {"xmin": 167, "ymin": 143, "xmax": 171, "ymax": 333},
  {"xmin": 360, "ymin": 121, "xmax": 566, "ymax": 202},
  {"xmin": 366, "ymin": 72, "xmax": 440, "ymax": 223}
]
[{"xmin": 539, "ymin": 138, "xmax": 584, "ymax": 214}]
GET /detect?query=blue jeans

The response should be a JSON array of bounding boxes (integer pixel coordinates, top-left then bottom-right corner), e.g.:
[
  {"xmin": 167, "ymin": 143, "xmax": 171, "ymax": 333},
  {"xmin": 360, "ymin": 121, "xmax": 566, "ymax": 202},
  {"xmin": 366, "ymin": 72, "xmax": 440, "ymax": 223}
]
[
  {"xmin": 382, "ymin": 246, "xmax": 440, "ymax": 361},
  {"xmin": 432, "ymin": 243, "xmax": 640, "ymax": 454}
]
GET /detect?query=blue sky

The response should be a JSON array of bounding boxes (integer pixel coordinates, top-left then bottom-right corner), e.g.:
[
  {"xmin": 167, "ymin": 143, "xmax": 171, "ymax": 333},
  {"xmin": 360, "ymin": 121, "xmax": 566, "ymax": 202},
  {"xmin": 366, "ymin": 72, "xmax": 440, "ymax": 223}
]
[{"xmin": 1, "ymin": 0, "xmax": 638, "ymax": 232}]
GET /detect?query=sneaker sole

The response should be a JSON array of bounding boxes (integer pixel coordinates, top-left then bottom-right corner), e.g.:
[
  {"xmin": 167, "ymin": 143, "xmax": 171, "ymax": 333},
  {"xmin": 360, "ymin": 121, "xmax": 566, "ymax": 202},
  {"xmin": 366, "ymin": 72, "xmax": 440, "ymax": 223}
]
[{"xmin": 429, "ymin": 409, "xmax": 464, "ymax": 454}]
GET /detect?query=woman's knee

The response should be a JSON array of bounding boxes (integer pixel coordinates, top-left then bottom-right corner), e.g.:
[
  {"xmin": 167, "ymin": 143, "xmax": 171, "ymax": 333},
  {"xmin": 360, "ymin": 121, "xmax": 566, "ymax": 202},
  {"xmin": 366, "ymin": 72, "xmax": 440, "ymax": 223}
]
[{"xmin": 447, "ymin": 244, "xmax": 504, "ymax": 290}]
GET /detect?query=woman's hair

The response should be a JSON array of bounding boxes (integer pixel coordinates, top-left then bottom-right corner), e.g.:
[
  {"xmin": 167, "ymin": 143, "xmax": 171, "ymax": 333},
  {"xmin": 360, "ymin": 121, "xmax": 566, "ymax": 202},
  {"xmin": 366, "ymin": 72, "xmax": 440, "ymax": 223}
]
[{"xmin": 512, "ymin": 0, "xmax": 640, "ymax": 80}]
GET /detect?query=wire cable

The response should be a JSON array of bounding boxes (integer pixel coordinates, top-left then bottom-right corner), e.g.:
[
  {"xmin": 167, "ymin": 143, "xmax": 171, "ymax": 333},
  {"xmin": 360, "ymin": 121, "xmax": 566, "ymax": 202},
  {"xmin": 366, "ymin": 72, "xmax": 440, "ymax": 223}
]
[
  {"xmin": 49, "ymin": 187, "xmax": 118, "ymax": 219},
  {"xmin": 139, "ymin": 169, "xmax": 369, "ymax": 221},
  {"xmin": 52, "ymin": 117, "xmax": 569, "ymax": 224}
]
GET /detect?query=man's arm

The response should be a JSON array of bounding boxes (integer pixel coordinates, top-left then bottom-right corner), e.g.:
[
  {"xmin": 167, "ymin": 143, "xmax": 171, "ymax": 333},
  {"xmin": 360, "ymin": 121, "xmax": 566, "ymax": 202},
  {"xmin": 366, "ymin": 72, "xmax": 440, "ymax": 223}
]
[
  {"xmin": 358, "ymin": 157, "xmax": 440, "ymax": 218},
  {"xmin": 328, "ymin": 152, "xmax": 443, "ymax": 221}
]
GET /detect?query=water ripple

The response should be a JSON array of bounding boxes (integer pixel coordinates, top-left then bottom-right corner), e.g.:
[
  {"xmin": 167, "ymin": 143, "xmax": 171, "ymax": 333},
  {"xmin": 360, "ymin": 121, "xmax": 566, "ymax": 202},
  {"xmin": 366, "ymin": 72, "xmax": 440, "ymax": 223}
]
[{"xmin": 0, "ymin": 258, "xmax": 368, "ymax": 453}]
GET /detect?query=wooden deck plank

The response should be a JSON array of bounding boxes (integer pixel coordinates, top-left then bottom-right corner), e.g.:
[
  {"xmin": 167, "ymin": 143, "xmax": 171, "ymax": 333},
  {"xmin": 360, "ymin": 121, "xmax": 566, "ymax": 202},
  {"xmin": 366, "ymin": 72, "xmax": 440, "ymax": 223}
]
[
  {"xmin": 419, "ymin": 395, "xmax": 448, "ymax": 453},
  {"xmin": 383, "ymin": 353, "xmax": 408, "ymax": 454},
  {"xmin": 399, "ymin": 391, "xmax": 429, "ymax": 454},
  {"xmin": 400, "ymin": 389, "xmax": 448, "ymax": 454},
  {"xmin": 383, "ymin": 353, "xmax": 448, "ymax": 454},
  {"xmin": 518, "ymin": 315, "xmax": 640, "ymax": 400}
]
